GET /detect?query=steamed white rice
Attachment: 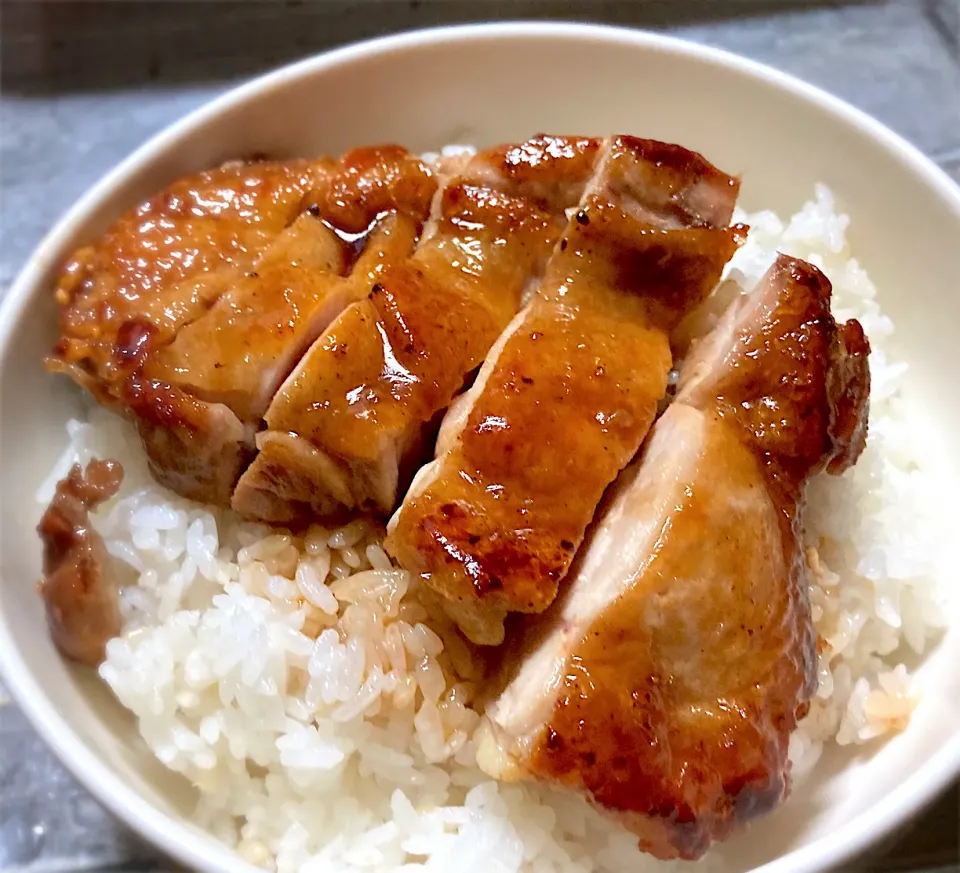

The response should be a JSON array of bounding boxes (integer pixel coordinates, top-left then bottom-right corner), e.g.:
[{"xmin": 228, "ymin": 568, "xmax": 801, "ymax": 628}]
[{"xmin": 37, "ymin": 184, "xmax": 949, "ymax": 873}]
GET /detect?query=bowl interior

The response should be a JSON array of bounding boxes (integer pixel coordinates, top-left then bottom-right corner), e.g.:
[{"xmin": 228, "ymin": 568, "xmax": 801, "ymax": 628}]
[{"xmin": 1, "ymin": 24, "xmax": 958, "ymax": 873}]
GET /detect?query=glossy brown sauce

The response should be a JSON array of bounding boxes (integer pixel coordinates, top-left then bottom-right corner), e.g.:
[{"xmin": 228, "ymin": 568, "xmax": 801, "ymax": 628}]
[{"xmin": 320, "ymin": 209, "xmax": 394, "ymax": 269}]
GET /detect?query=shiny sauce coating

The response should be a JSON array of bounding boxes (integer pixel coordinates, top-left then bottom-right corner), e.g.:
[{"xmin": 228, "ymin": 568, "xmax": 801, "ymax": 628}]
[
  {"xmin": 232, "ymin": 182, "xmax": 564, "ymax": 520},
  {"xmin": 387, "ymin": 199, "xmax": 744, "ymax": 641}
]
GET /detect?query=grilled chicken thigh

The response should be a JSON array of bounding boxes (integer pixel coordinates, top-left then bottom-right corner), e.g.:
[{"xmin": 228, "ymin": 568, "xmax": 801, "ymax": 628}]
[
  {"xmin": 48, "ymin": 148, "xmax": 436, "ymax": 403},
  {"xmin": 233, "ymin": 179, "xmax": 565, "ymax": 522},
  {"xmin": 47, "ymin": 147, "xmax": 437, "ymax": 504},
  {"xmin": 231, "ymin": 137, "xmax": 610, "ymax": 524},
  {"xmin": 386, "ymin": 136, "xmax": 742, "ymax": 645},
  {"xmin": 134, "ymin": 213, "xmax": 421, "ymax": 503},
  {"xmin": 479, "ymin": 254, "xmax": 871, "ymax": 859}
]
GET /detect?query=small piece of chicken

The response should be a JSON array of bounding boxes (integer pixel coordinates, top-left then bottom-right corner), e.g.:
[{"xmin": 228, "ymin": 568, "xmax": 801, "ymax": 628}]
[
  {"xmin": 386, "ymin": 136, "xmax": 742, "ymax": 645},
  {"xmin": 459, "ymin": 134, "xmax": 603, "ymax": 211},
  {"xmin": 121, "ymin": 375, "xmax": 253, "ymax": 506},
  {"xmin": 37, "ymin": 459, "xmax": 124, "ymax": 666},
  {"xmin": 47, "ymin": 147, "xmax": 437, "ymax": 406},
  {"xmin": 479, "ymin": 255, "xmax": 871, "ymax": 859},
  {"xmin": 231, "ymin": 142, "xmax": 586, "ymax": 524}
]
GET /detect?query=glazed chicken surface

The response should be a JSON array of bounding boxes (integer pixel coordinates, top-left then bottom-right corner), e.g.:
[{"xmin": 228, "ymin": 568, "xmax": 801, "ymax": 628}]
[
  {"xmin": 478, "ymin": 254, "xmax": 871, "ymax": 860},
  {"xmin": 47, "ymin": 137, "xmax": 625, "ymax": 520},
  {"xmin": 49, "ymin": 148, "xmax": 436, "ymax": 401},
  {"xmin": 386, "ymin": 136, "xmax": 743, "ymax": 645},
  {"xmin": 231, "ymin": 152, "xmax": 574, "ymax": 524},
  {"xmin": 132, "ymin": 210, "xmax": 423, "ymax": 504},
  {"xmin": 48, "ymin": 147, "xmax": 438, "ymax": 505}
]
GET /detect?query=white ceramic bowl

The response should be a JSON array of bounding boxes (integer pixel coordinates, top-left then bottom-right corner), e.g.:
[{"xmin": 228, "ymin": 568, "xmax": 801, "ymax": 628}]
[{"xmin": 1, "ymin": 22, "xmax": 958, "ymax": 873}]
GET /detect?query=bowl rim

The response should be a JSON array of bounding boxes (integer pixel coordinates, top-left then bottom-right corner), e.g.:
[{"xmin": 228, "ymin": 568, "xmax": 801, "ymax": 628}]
[{"xmin": 1, "ymin": 20, "xmax": 958, "ymax": 873}]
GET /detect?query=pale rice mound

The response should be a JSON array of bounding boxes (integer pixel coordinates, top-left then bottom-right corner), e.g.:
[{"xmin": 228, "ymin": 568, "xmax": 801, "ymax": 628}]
[{"xmin": 36, "ymin": 184, "xmax": 949, "ymax": 873}]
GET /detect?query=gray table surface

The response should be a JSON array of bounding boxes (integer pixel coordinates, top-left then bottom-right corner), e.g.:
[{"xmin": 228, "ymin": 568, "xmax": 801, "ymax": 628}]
[{"xmin": 1, "ymin": 2, "xmax": 959, "ymax": 872}]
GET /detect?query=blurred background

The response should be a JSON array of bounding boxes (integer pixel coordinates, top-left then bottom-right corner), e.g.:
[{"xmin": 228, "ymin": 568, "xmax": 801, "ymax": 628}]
[{"xmin": 1, "ymin": 1, "xmax": 958, "ymax": 871}]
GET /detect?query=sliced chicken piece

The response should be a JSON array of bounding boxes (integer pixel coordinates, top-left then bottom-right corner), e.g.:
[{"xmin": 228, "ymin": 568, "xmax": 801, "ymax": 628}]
[
  {"xmin": 479, "ymin": 254, "xmax": 871, "ymax": 859},
  {"xmin": 37, "ymin": 459, "xmax": 124, "ymax": 666},
  {"xmin": 47, "ymin": 147, "xmax": 436, "ymax": 405},
  {"xmin": 459, "ymin": 134, "xmax": 738, "ymax": 225},
  {"xmin": 232, "ymin": 179, "xmax": 567, "ymax": 523},
  {"xmin": 131, "ymin": 213, "xmax": 421, "ymax": 506},
  {"xmin": 459, "ymin": 134, "xmax": 603, "ymax": 211},
  {"xmin": 50, "ymin": 159, "xmax": 326, "ymax": 401},
  {"xmin": 141, "ymin": 212, "xmax": 346, "ymax": 421},
  {"xmin": 677, "ymin": 255, "xmax": 871, "ymax": 479},
  {"xmin": 386, "ymin": 136, "xmax": 743, "ymax": 645}
]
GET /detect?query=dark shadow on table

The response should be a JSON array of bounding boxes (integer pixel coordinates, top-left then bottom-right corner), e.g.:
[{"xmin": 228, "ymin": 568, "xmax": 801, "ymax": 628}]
[{"xmin": 1, "ymin": 0, "xmax": 880, "ymax": 95}]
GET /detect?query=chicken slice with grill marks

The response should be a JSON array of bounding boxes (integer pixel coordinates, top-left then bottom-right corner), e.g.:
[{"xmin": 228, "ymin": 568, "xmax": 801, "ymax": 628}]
[
  {"xmin": 478, "ymin": 254, "xmax": 871, "ymax": 860},
  {"xmin": 129, "ymin": 212, "xmax": 423, "ymax": 506},
  {"xmin": 231, "ymin": 173, "xmax": 568, "ymax": 524},
  {"xmin": 46, "ymin": 146, "xmax": 437, "ymax": 407},
  {"xmin": 385, "ymin": 136, "xmax": 743, "ymax": 646}
]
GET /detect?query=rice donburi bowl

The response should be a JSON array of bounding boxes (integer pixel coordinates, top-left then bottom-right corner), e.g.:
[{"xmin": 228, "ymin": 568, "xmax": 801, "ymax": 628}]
[{"xmin": 1, "ymin": 24, "xmax": 959, "ymax": 873}]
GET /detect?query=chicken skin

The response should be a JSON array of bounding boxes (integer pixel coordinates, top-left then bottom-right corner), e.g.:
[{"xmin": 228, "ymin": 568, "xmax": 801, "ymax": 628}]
[
  {"xmin": 458, "ymin": 134, "xmax": 603, "ymax": 211},
  {"xmin": 459, "ymin": 133, "xmax": 739, "ymax": 227},
  {"xmin": 479, "ymin": 254, "xmax": 871, "ymax": 859},
  {"xmin": 386, "ymin": 136, "xmax": 743, "ymax": 645}
]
